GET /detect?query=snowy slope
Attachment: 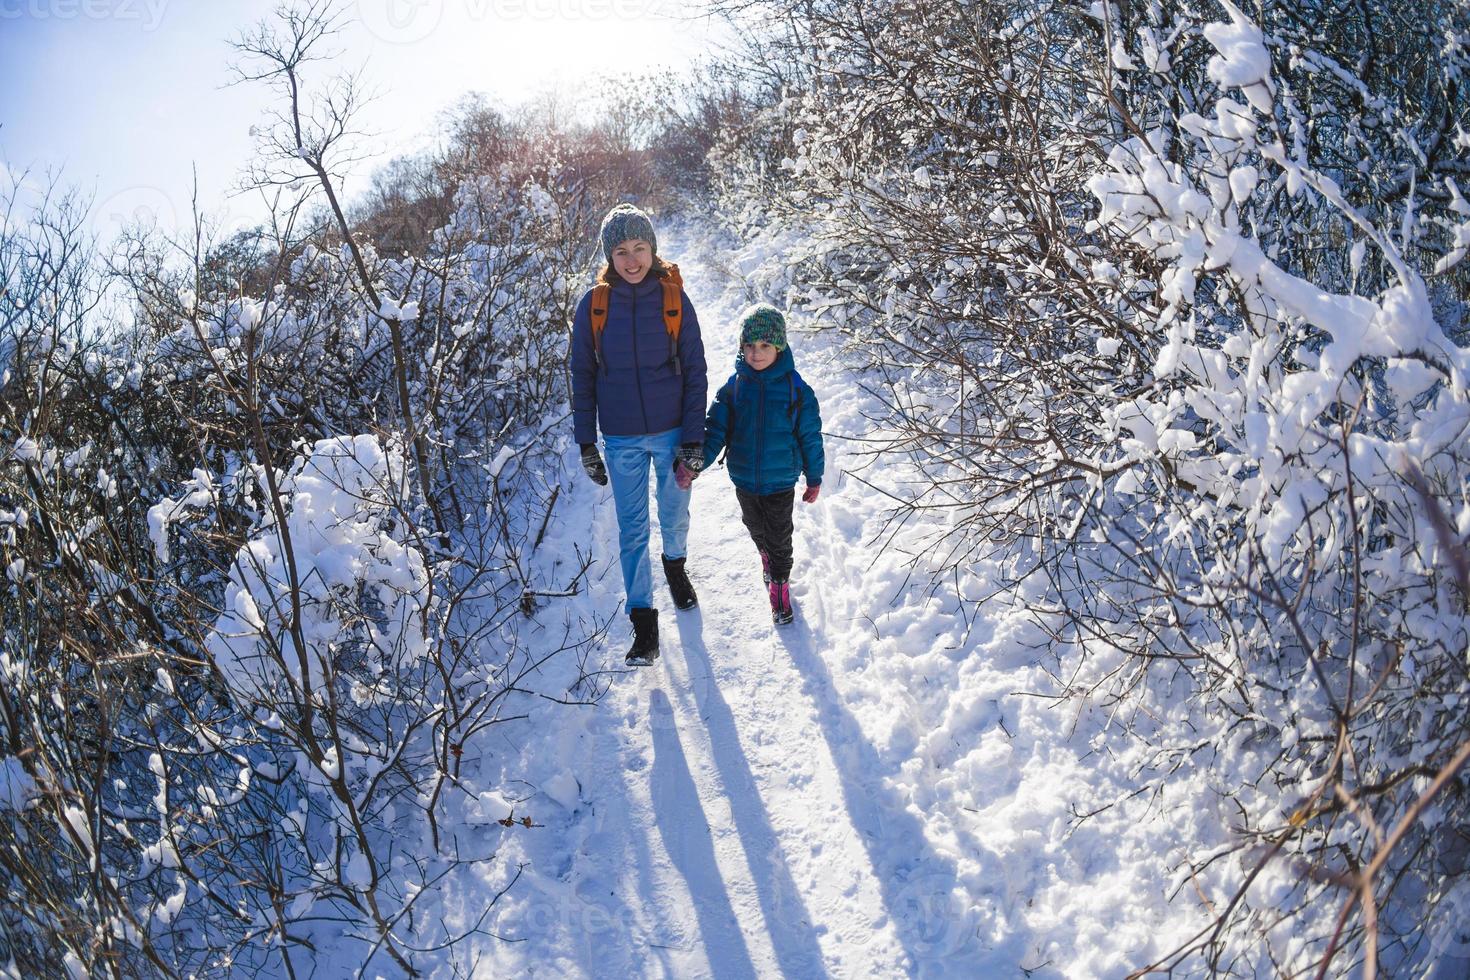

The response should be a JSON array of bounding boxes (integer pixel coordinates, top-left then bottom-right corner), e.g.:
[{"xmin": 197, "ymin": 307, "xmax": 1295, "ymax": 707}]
[{"xmin": 426, "ymin": 220, "xmax": 1215, "ymax": 979}]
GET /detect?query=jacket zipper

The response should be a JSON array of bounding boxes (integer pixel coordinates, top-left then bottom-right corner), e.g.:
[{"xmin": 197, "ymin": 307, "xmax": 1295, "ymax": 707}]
[
  {"xmin": 755, "ymin": 374, "xmax": 766, "ymax": 491},
  {"xmin": 630, "ymin": 284, "xmax": 650, "ymax": 432}
]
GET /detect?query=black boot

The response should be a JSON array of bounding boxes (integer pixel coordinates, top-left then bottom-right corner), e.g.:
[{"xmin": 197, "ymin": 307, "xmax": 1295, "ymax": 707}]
[
  {"xmin": 626, "ymin": 607, "xmax": 660, "ymax": 666},
  {"xmin": 661, "ymin": 555, "xmax": 698, "ymax": 610}
]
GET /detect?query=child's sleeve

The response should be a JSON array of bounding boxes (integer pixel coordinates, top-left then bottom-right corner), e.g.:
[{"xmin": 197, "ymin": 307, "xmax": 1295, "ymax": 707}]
[
  {"xmin": 702, "ymin": 378, "xmax": 733, "ymax": 469},
  {"xmin": 797, "ymin": 380, "xmax": 824, "ymax": 486}
]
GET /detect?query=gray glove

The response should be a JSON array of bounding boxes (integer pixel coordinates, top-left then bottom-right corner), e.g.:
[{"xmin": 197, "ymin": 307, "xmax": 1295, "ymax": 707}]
[
  {"xmin": 675, "ymin": 442, "xmax": 705, "ymax": 477},
  {"xmin": 580, "ymin": 444, "xmax": 608, "ymax": 486}
]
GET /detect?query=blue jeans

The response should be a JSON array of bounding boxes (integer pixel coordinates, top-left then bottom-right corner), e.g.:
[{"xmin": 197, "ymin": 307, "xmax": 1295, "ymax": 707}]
[{"xmin": 603, "ymin": 427, "xmax": 690, "ymax": 614}]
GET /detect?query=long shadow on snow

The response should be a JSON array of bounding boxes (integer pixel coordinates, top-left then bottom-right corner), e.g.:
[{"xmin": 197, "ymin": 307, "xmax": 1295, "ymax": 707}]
[
  {"xmin": 773, "ymin": 614, "xmax": 1061, "ymax": 978},
  {"xmin": 648, "ymin": 686, "xmax": 762, "ymax": 980},
  {"xmin": 671, "ymin": 613, "xmax": 832, "ymax": 979}
]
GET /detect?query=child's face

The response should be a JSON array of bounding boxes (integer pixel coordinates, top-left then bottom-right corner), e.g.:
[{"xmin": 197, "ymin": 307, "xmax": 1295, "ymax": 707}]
[
  {"xmin": 611, "ymin": 238, "xmax": 652, "ymax": 284},
  {"xmin": 743, "ymin": 341, "xmax": 778, "ymax": 370}
]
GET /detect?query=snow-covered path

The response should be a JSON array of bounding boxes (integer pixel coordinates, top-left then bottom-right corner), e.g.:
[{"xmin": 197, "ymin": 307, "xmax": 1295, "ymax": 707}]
[
  {"xmin": 433, "ymin": 223, "xmax": 1202, "ymax": 979},
  {"xmin": 550, "ymin": 228, "xmax": 989, "ymax": 977}
]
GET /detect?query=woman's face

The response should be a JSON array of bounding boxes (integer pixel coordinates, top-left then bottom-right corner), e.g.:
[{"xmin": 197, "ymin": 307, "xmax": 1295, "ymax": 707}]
[
  {"xmin": 742, "ymin": 341, "xmax": 778, "ymax": 371},
  {"xmin": 611, "ymin": 238, "xmax": 652, "ymax": 284}
]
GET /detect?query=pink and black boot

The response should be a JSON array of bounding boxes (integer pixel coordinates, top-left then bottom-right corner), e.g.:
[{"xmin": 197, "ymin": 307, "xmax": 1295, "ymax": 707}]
[
  {"xmin": 769, "ymin": 577, "xmax": 793, "ymax": 626},
  {"xmin": 759, "ymin": 549, "xmax": 772, "ymax": 585}
]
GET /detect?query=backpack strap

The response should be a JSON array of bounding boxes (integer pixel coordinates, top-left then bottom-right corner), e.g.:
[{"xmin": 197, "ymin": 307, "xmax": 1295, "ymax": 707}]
[
  {"xmin": 661, "ymin": 263, "xmax": 683, "ymax": 376},
  {"xmin": 589, "ymin": 282, "xmax": 612, "ymax": 374},
  {"xmin": 592, "ymin": 266, "xmax": 685, "ymax": 375}
]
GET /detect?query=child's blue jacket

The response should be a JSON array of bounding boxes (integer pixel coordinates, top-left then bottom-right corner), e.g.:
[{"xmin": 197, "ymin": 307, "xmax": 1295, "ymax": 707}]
[{"xmin": 702, "ymin": 347, "xmax": 824, "ymax": 495}]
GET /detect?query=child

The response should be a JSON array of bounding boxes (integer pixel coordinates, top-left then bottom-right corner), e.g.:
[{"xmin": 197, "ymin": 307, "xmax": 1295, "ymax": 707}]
[{"xmin": 695, "ymin": 303, "xmax": 824, "ymax": 624}]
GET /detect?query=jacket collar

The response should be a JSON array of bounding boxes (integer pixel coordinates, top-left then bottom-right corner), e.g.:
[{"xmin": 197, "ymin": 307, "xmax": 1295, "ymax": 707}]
[
  {"xmin": 735, "ymin": 346, "xmax": 795, "ymax": 381},
  {"xmin": 606, "ymin": 272, "xmax": 665, "ymax": 298}
]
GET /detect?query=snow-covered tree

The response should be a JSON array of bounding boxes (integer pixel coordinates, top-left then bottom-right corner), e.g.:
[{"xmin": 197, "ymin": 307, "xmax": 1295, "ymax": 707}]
[
  {"xmin": 707, "ymin": 0, "xmax": 1470, "ymax": 972},
  {"xmin": 0, "ymin": 4, "xmax": 633, "ymax": 973}
]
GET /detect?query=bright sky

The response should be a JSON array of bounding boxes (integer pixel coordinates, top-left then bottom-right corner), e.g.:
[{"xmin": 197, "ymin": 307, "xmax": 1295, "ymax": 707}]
[{"xmin": 0, "ymin": 0, "xmax": 726, "ymax": 246}]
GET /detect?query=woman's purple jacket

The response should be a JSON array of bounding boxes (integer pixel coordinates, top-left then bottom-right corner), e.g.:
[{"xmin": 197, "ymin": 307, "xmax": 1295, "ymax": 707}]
[{"xmin": 570, "ymin": 272, "xmax": 708, "ymax": 446}]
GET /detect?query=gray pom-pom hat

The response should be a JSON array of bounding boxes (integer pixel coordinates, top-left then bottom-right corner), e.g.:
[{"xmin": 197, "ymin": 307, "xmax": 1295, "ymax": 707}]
[{"xmin": 599, "ymin": 203, "xmax": 658, "ymax": 263}]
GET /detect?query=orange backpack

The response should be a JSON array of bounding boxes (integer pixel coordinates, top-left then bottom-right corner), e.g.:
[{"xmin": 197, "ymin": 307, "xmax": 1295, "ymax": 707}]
[{"xmin": 589, "ymin": 263, "xmax": 685, "ymax": 375}]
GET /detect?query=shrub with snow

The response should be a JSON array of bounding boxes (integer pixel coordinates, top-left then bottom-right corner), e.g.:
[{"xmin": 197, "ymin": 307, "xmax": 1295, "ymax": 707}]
[{"xmin": 709, "ymin": 0, "xmax": 1470, "ymax": 972}]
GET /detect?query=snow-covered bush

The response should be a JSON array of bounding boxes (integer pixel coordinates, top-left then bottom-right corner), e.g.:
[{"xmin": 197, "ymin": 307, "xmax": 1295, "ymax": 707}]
[
  {"xmin": 195, "ymin": 434, "xmax": 428, "ymax": 701},
  {"xmin": 709, "ymin": 0, "xmax": 1470, "ymax": 972},
  {"xmin": 0, "ymin": 7, "xmax": 618, "ymax": 968},
  {"xmin": 146, "ymin": 434, "xmax": 449, "ymax": 974},
  {"xmin": 1078, "ymin": 3, "xmax": 1470, "ymax": 973}
]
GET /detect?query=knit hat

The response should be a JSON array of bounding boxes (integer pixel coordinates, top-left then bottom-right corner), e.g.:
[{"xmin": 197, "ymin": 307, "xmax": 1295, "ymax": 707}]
[
  {"xmin": 737, "ymin": 303, "xmax": 788, "ymax": 352},
  {"xmin": 599, "ymin": 203, "xmax": 657, "ymax": 263}
]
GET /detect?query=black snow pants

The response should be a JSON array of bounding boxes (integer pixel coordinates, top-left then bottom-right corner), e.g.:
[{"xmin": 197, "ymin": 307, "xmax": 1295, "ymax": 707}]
[{"xmin": 734, "ymin": 487, "xmax": 797, "ymax": 581}]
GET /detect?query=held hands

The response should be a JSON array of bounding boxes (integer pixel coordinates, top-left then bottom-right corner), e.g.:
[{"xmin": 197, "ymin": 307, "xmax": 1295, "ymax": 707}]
[
  {"xmin": 673, "ymin": 442, "xmax": 705, "ymax": 491},
  {"xmin": 802, "ymin": 483, "xmax": 821, "ymax": 504},
  {"xmin": 580, "ymin": 444, "xmax": 608, "ymax": 486}
]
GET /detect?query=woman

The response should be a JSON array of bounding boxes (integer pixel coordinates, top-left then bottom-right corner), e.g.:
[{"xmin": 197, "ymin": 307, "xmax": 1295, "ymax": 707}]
[{"xmin": 570, "ymin": 203, "xmax": 708, "ymax": 666}]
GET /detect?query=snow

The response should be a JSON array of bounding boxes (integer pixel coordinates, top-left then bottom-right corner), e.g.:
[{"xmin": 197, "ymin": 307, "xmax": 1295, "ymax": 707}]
[
  {"xmin": 1202, "ymin": 0, "xmax": 1275, "ymax": 114},
  {"xmin": 1137, "ymin": 26, "xmax": 1172, "ymax": 74},
  {"xmin": 466, "ymin": 790, "xmax": 514, "ymax": 825},
  {"xmin": 485, "ymin": 444, "xmax": 515, "ymax": 481},
  {"xmin": 206, "ymin": 434, "xmax": 429, "ymax": 700},
  {"xmin": 0, "ymin": 757, "xmax": 35, "ymax": 811},
  {"xmin": 539, "ymin": 770, "xmax": 581, "ymax": 812},
  {"xmin": 319, "ymin": 745, "xmax": 341, "ymax": 781},
  {"xmin": 3, "ymin": 0, "xmax": 1465, "ymax": 971},
  {"xmin": 10, "ymin": 437, "xmax": 39, "ymax": 462},
  {"xmin": 343, "ymin": 850, "xmax": 371, "ymax": 890},
  {"xmin": 153, "ymin": 878, "xmax": 187, "ymax": 925},
  {"xmin": 61, "ymin": 805, "xmax": 94, "ymax": 862},
  {"xmin": 378, "ymin": 295, "xmax": 421, "ymax": 322},
  {"xmin": 147, "ymin": 467, "xmax": 215, "ymax": 563},
  {"xmin": 417, "ymin": 220, "xmax": 1216, "ymax": 978}
]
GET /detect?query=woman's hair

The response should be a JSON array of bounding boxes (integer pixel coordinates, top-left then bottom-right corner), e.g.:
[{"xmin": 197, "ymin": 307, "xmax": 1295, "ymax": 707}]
[{"xmin": 598, "ymin": 254, "xmax": 671, "ymax": 285}]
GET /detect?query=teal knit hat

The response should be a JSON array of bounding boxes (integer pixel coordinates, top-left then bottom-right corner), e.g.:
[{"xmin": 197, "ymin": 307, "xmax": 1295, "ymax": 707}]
[
  {"xmin": 737, "ymin": 303, "xmax": 787, "ymax": 352},
  {"xmin": 599, "ymin": 203, "xmax": 657, "ymax": 263}
]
